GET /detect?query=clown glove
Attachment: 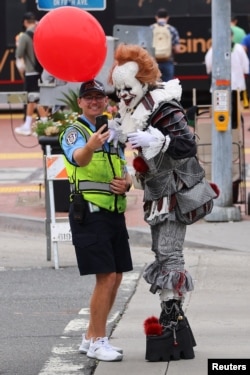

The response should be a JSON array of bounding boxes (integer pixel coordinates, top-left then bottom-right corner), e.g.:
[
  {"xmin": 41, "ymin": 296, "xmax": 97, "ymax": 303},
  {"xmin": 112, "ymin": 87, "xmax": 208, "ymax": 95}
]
[
  {"xmin": 107, "ymin": 118, "xmax": 127, "ymax": 147},
  {"xmin": 108, "ymin": 118, "xmax": 121, "ymax": 130},
  {"xmin": 128, "ymin": 128, "xmax": 157, "ymax": 148},
  {"xmin": 107, "ymin": 128, "xmax": 119, "ymax": 148},
  {"xmin": 128, "ymin": 126, "xmax": 170, "ymax": 160}
]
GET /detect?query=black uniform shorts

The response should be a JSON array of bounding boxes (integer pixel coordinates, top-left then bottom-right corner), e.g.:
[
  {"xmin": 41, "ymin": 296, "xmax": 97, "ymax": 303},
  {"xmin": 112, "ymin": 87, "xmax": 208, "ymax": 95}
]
[
  {"xmin": 69, "ymin": 203, "xmax": 133, "ymax": 276},
  {"xmin": 24, "ymin": 74, "xmax": 40, "ymax": 94}
]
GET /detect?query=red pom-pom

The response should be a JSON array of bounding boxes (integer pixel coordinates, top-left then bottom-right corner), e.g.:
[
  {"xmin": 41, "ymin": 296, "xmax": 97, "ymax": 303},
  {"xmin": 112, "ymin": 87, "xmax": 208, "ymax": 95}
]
[
  {"xmin": 210, "ymin": 182, "xmax": 220, "ymax": 198},
  {"xmin": 146, "ymin": 323, "xmax": 163, "ymax": 336},
  {"xmin": 144, "ymin": 316, "xmax": 159, "ymax": 327},
  {"xmin": 144, "ymin": 316, "xmax": 163, "ymax": 336},
  {"xmin": 133, "ymin": 156, "xmax": 149, "ymax": 173}
]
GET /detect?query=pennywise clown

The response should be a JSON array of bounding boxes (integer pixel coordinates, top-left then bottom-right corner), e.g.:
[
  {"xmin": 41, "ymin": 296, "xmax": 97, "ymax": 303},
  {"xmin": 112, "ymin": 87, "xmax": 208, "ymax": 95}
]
[{"xmin": 108, "ymin": 44, "xmax": 200, "ymax": 358}]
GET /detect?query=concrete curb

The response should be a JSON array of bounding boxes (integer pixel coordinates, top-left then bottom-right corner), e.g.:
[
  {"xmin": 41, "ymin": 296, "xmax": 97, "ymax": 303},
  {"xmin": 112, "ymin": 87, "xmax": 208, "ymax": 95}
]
[
  {"xmin": 0, "ymin": 213, "xmax": 236, "ymax": 251},
  {"xmin": 0, "ymin": 214, "xmax": 45, "ymax": 234}
]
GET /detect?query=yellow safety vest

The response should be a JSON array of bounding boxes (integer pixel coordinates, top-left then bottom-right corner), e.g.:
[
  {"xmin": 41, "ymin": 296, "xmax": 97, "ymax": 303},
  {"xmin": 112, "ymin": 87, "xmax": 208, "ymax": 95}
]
[{"xmin": 60, "ymin": 120, "xmax": 127, "ymax": 213}]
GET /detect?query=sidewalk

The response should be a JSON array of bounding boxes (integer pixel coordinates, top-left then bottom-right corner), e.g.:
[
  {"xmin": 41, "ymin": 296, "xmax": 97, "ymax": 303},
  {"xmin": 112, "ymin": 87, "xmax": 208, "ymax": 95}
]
[
  {"xmin": 0, "ymin": 112, "xmax": 250, "ymax": 374},
  {"xmin": 94, "ymin": 232, "xmax": 250, "ymax": 375}
]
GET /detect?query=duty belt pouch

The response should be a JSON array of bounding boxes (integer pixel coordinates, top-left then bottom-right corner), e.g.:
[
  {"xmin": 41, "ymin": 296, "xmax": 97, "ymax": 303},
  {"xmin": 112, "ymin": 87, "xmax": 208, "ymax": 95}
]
[{"xmin": 72, "ymin": 193, "xmax": 86, "ymax": 223}]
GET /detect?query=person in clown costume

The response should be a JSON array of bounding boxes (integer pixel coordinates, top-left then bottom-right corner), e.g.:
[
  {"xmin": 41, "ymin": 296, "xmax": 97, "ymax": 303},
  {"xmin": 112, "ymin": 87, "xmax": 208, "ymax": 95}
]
[{"xmin": 108, "ymin": 44, "xmax": 218, "ymax": 361}]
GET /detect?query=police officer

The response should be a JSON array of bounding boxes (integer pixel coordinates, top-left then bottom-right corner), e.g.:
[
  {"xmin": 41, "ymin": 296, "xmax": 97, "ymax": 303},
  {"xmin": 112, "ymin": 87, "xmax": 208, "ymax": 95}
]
[{"xmin": 60, "ymin": 79, "xmax": 133, "ymax": 362}]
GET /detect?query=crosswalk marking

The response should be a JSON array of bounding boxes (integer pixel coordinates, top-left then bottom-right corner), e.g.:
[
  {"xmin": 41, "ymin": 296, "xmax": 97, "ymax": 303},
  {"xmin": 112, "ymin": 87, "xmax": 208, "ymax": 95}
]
[
  {"xmin": 0, "ymin": 185, "xmax": 44, "ymax": 193},
  {"xmin": 0, "ymin": 152, "xmax": 42, "ymax": 160},
  {"xmin": 38, "ymin": 272, "xmax": 140, "ymax": 375}
]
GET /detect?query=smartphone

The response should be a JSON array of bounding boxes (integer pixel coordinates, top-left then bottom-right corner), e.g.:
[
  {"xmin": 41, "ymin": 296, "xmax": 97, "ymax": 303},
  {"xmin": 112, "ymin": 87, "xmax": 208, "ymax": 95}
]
[{"xmin": 95, "ymin": 115, "xmax": 108, "ymax": 133}]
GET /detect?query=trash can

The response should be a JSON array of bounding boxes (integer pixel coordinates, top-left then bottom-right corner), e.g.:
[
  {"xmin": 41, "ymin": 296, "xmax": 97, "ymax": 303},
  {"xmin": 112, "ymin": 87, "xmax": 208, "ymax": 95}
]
[{"xmin": 38, "ymin": 135, "xmax": 70, "ymax": 212}]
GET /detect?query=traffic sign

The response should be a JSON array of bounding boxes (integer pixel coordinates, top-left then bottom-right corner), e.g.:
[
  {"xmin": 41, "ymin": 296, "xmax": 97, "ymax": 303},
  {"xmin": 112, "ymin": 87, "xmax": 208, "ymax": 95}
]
[
  {"xmin": 36, "ymin": 0, "xmax": 106, "ymax": 11},
  {"xmin": 46, "ymin": 154, "xmax": 68, "ymax": 180}
]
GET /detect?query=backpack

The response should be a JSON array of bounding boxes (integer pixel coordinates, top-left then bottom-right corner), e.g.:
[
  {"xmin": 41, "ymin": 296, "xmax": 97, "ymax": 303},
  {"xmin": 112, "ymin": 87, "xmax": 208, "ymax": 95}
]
[
  {"xmin": 25, "ymin": 30, "xmax": 43, "ymax": 74},
  {"xmin": 152, "ymin": 23, "xmax": 172, "ymax": 61}
]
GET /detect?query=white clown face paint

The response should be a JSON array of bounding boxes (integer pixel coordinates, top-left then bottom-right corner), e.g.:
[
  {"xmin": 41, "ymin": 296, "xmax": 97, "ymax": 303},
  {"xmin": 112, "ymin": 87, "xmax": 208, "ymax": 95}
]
[{"xmin": 112, "ymin": 62, "xmax": 148, "ymax": 110}]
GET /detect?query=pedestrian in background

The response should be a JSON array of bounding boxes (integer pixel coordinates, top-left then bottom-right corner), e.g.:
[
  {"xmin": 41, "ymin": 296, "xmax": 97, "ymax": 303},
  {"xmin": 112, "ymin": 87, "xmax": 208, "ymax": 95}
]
[
  {"xmin": 231, "ymin": 14, "xmax": 246, "ymax": 44},
  {"xmin": 59, "ymin": 79, "xmax": 133, "ymax": 362},
  {"xmin": 15, "ymin": 12, "xmax": 48, "ymax": 136},
  {"xmin": 242, "ymin": 32, "xmax": 250, "ymax": 110},
  {"xmin": 205, "ymin": 30, "xmax": 249, "ymax": 117},
  {"xmin": 230, "ymin": 14, "xmax": 249, "ymax": 108},
  {"xmin": 150, "ymin": 8, "xmax": 180, "ymax": 82}
]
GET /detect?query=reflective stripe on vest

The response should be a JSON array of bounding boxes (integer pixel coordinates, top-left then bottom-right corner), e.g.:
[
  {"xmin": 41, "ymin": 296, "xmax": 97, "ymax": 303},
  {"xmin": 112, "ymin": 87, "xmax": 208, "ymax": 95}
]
[{"xmin": 70, "ymin": 181, "xmax": 111, "ymax": 193}]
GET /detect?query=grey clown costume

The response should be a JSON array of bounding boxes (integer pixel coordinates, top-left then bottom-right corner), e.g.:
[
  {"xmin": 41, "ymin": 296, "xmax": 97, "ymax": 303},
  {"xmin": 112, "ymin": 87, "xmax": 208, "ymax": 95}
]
[
  {"xmin": 132, "ymin": 82, "xmax": 199, "ymax": 361},
  {"xmin": 115, "ymin": 78, "xmax": 216, "ymax": 361}
]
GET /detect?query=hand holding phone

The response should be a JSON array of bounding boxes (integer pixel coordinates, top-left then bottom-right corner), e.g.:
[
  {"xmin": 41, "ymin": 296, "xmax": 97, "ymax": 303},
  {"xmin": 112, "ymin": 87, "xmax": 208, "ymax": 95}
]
[{"xmin": 95, "ymin": 115, "xmax": 108, "ymax": 133}]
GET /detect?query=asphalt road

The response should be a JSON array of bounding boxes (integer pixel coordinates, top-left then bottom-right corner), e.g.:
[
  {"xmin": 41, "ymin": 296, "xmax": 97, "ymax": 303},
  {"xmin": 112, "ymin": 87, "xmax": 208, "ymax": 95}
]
[{"xmin": 0, "ymin": 231, "xmax": 142, "ymax": 375}]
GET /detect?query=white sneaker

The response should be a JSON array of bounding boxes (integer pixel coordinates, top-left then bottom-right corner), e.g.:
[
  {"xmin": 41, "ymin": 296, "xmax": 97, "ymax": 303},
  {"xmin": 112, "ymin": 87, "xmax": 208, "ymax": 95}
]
[
  {"xmin": 79, "ymin": 334, "xmax": 123, "ymax": 354},
  {"xmin": 87, "ymin": 337, "xmax": 123, "ymax": 362},
  {"xmin": 15, "ymin": 126, "xmax": 31, "ymax": 136}
]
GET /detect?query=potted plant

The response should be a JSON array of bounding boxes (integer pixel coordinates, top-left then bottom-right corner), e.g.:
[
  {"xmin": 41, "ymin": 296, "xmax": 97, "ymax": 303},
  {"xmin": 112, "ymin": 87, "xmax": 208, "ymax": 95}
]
[{"xmin": 36, "ymin": 89, "xmax": 81, "ymax": 212}]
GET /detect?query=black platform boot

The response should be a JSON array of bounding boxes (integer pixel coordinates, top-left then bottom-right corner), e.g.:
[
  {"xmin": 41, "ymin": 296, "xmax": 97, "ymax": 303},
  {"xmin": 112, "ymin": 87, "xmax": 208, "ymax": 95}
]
[{"xmin": 145, "ymin": 299, "xmax": 196, "ymax": 362}]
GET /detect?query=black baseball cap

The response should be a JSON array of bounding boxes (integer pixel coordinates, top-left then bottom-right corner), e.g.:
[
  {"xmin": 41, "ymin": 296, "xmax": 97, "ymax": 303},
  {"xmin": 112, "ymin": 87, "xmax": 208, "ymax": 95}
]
[{"xmin": 79, "ymin": 80, "xmax": 106, "ymax": 98}]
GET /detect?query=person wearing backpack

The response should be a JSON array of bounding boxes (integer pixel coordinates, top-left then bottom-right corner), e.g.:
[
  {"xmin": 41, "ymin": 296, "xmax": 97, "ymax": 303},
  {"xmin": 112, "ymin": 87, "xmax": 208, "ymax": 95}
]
[
  {"xmin": 151, "ymin": 8, "xmax": 181, "ymax": 82},
  {"xmin": 15, "ymin": 12, "xmax": 48, "ymax": 136}
]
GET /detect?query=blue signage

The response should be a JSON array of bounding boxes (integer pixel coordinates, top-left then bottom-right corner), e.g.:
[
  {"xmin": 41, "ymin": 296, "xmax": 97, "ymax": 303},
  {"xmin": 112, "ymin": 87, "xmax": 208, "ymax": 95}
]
[{"xmin": 36, "ymin": 0, "xmax": 106, "ymax": 11}]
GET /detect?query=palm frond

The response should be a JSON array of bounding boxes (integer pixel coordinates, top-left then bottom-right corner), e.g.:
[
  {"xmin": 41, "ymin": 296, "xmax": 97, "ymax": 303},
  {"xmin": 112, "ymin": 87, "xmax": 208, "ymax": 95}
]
[{"xmin": 57, "ymin": 88, "xmax": 81, "ymax": 113}]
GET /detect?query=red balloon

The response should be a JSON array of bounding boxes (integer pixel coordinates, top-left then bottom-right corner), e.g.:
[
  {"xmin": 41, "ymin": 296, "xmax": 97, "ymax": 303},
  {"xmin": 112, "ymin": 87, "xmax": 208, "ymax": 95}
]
[{"xmin": 34, "ymin": 7, "xmax": 107, "ymax": 82}]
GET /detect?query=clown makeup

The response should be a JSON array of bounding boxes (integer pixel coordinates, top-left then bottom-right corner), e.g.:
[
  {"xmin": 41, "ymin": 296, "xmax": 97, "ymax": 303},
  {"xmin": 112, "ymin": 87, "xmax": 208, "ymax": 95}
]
[{"xmin": 112, "ymin": 62, "xmax": 148, "ymax": 110}]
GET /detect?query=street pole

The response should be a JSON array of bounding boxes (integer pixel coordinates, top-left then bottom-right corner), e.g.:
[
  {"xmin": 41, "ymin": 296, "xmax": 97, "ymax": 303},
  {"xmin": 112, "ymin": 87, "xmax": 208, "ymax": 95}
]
[{"xmin": 205, "ymin": 0, "xmax": 241, "ymax": 222}]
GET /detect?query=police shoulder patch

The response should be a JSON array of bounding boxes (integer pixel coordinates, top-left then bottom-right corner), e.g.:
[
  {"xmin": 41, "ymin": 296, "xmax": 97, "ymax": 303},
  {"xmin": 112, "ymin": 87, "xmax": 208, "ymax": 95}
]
[{"xmin": 66, "ymin": 129, "xmax": 78, "ymax": 145}]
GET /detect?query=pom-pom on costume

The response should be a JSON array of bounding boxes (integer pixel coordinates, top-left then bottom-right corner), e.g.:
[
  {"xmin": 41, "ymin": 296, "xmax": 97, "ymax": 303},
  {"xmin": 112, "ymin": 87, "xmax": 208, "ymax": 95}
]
[{"xmin": 109, "ymin": 44, "xmax": 218, "ymax": 361}]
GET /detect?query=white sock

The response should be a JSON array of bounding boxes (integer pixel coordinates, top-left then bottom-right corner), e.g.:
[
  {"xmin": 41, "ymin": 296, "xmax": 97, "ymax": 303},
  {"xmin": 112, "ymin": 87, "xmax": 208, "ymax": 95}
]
[
  {"xmin": 22, "ymin": 116, "xmax": 33, "ymax": 130},
  {"xmin": 159, "ymin": 289, "xmax": 184, "ymax": 302},
  {"xmin": 40, "ymin": 117, "xmax": 48, "ymax": 123}
]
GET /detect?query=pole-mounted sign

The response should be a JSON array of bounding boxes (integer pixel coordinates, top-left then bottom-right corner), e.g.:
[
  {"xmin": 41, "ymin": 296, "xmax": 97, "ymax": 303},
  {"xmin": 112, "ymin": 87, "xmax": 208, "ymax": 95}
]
[
  {"xmin": 36, "ymin": 0, "xmax": 106, "ymax": 11},
  {"xmin": 213, "ymin": 80, "xmax": 230, "ymax": 132}
]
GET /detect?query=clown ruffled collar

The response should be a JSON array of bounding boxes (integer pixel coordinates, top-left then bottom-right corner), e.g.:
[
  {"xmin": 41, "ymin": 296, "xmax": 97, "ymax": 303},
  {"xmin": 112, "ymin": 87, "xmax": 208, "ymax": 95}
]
[{"xmin": 118, "ymin": 78, "xmax": 182, "ymax": 135}]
